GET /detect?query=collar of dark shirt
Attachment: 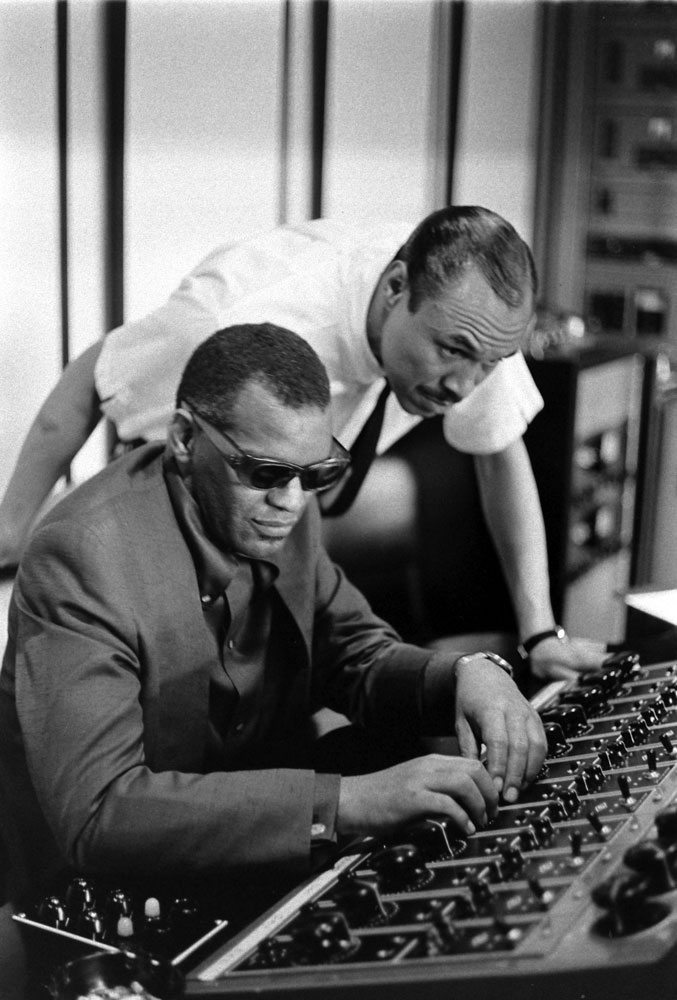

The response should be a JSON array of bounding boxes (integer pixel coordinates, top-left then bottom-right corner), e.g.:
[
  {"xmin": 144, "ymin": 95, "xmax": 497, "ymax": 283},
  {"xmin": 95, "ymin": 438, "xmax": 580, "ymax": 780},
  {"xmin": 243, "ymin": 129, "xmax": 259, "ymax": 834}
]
[{"xmin": 163, "ymin": 449, "xmax": 279, "ymax": 604}]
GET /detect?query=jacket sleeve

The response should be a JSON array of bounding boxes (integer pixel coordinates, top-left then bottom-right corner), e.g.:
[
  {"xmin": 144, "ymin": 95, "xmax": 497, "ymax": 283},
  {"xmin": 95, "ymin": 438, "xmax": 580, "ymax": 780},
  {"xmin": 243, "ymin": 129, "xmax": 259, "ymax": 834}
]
[
  {"xmin": 12, "ymin": 519, "xmax": 320, "ymax": 881},
  {"xmin": 308, "ymin": 541, "xmax": 443, "ymax": 734}
]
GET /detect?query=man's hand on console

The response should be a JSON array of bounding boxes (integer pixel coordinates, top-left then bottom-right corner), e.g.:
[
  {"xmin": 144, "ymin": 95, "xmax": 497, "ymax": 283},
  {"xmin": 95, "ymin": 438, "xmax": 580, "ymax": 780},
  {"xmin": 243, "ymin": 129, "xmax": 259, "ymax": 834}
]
[
  {"xmin": 336, "ymin": 652, "xmax": 547, "ymax": 840},
  {"xmin": 528, "ymin": 633, "xmax": 608, "ymax": 683},
  {"xmin": 450, "ymin": 652, "xmax": 547, "ymax": 804},
  {"xmin": 336, "ymin": 754, "xmax": 498, "ymax": 840}
]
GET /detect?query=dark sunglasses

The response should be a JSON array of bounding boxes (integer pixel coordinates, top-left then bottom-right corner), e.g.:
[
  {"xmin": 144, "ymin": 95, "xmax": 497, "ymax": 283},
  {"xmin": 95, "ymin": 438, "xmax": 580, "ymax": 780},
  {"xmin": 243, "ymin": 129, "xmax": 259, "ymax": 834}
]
[{"xmin": 189, "ymin": 411, "xmax": 351, "ymax": 492}]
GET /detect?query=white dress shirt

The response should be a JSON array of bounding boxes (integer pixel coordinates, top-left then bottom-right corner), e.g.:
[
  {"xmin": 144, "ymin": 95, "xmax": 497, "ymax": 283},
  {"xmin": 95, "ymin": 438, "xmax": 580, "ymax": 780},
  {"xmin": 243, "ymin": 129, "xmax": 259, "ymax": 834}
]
[{"xmin": 96, "ymin": 219, "xmax": 543, "ymax": 453}]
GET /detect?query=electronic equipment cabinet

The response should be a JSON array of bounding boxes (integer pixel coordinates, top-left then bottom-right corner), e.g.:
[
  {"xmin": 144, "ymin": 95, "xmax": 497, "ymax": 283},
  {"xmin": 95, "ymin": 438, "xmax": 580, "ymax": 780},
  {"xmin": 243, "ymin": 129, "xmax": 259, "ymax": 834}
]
[{"xmin": 525, "ymin": 345, "xmax": 645, "ymax": 644}]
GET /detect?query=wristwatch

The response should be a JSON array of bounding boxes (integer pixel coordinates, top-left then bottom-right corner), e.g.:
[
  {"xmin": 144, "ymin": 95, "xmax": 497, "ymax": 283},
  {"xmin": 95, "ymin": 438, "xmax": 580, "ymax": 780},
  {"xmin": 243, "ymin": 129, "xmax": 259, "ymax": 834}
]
[{"xmin": 517, "ymin": 625, "xmax": 567, "ymax": 661}]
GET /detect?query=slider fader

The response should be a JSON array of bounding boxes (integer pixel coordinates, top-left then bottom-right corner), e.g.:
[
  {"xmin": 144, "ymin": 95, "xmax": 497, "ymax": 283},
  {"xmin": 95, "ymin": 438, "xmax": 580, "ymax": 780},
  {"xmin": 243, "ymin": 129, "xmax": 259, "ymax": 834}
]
[{"xmin": 16, "ymin": 653, "xmax": 677, "ymax": 1000}]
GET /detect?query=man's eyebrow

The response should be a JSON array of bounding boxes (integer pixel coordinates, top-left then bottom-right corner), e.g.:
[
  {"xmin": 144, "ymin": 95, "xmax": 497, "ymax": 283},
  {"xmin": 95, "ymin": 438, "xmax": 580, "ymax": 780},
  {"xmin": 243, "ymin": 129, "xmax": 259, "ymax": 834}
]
[{"xmin": 437, "ymin": 333, "xmax": 519, "ymax": 361}]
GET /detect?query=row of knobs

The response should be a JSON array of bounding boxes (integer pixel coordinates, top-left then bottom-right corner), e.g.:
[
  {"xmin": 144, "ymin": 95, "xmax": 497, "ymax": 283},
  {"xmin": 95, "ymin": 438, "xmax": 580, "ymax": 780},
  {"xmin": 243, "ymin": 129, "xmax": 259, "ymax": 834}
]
[
  {"xmin": 36, "ymin": 878, "xmax": 198, "ymax": 952},
  {"xmin": 263, "ymin": 801, "xmax": 677, "ymax": 965},
  {"xmin": 259, "ymin": 813, "xmax": 567, "ymax": 966},
  {"xmin": 260, "ymin": 873, "xmax": 523, "ymax": 966}
]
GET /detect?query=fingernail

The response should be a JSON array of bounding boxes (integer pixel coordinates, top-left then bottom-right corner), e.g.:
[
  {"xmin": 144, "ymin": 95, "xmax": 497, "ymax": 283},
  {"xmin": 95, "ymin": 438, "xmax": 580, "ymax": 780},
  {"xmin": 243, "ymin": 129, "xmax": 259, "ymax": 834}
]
[
  {"xmin": 466, "ymin": 821, "xmax": 476, "ymax": 835},
  {"xmin": 493, "ymin": 776, "xmax": 503, "ymax": 793},
  {"xmin": 504, "ymin": 787, "xmax": 518, "ymax": 803}
]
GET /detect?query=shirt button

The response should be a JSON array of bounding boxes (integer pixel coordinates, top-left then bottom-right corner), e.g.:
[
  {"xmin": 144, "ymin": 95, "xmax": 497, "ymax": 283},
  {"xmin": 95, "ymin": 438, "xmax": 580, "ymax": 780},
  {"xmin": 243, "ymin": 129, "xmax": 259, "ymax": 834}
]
[
  {"xmin": 311, "ymin": 823, "xmax": 327, "ymax": 838},
  {"xmin": 200, "ymin": 595, "xmax": 211, "ymax": 605},
  {"xmin": 226, "ymin": 639, "xmax": 235, "ymax": 650}
]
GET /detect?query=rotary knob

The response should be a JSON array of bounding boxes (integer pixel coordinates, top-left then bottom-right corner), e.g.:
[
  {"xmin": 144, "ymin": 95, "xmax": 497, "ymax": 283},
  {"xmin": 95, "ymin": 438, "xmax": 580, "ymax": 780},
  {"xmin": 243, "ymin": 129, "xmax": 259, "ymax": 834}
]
[
  {"xmin": 655, "ymin": 805, "xmax": 677, "ymax": 844},
  {"xmin": 104, "ymin": 888, "xmax": 134, "ymax": 936},
  {"xmin": 579, "ymin": 667, "xmax": 623, "ymax": 697},
  {"xmin": 37, "ymin": 895, "xmax": 68, "ymax": 930},
  {"xmin": 533, "ymin": 813, "xmax": 555, "ymax": 844},
  {"xmin": 559, "ymin": 787, "xmax": 581, "ymax": 817},
  {"xmin": 401, "ymin": 817, "xmax": 466, "ymax": 859},
  {"xmin": 541, "ymin": 704, "xmax": 588, "ymax": 737},
  {"xmin": 624, "ymin": 841, "xmax": 676, "ymax": 894},
  {"xmin": 141, "ymin": 897, "xmax": 172, "ymax": 953},
  {"xmin": 292, "ymin": 909, "xmax": 359, "ymax": 963},
  {"xmin": 592, "ymin": 872, "xmax": 668, "ymax": 937},
  {"xmin": 501, "ymin": 845, "xmax": 525, "ymax": 876},
  {"xmin": 74, "ymin": 907, "xmax": 106, "ymax": 941},
  {"xmin": 426, "ymin": 900, "xmax": 461, "ymax": 955},
  {"xmin": 64, "ymin": 877, "xmax": 95, "ymax": 916},
  {"xmin": 559, "ymin": 684, "xmax": 606, "ymax": 716},
  {"xmin": 369, "ymin": 843, "xmax": 431, "ymax": 892},
  {"xmin": 543, "ymin": 721, "xmax": 570, "ymax": 757},
  {"xmin": 332, "ymin": 877, "xmax": 391, "ymax": 925},
  {"xmin": 602, "ymin": 651, "xmax": 640, "ymax": 680},
  {"xmin": 467, "ymin": 875, "xmax": 494, "ymax": 913},
  {"xmin": 257, "ymin": 936, "xmax": 292, "ymax": 968}
]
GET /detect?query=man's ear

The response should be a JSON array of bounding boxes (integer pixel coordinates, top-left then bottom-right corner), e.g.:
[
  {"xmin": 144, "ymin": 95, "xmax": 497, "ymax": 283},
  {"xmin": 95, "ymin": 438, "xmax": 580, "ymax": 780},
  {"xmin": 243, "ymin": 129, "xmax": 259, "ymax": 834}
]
[
  {"xmin": 382, "ymin": 260, "xmax": 409, "ymax": 307},
  {"xmin": 168, "ymin": 408, "xmax": 196, "ymax": 473},
  {"xmin": 523, "ymin": 313, "xmax": 538, "ymax": 346}
]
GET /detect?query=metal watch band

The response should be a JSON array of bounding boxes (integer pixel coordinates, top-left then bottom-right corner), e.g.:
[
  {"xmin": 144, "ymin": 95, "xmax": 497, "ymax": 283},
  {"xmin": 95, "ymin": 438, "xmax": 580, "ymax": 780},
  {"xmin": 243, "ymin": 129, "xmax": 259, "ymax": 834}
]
[
  {"xmin": 479, "ymin": 650, "xmax": 514, "ymax": 678},
  {"xmin": 455, "ymin": 651, "xmax": 514, "ymax": 679}
]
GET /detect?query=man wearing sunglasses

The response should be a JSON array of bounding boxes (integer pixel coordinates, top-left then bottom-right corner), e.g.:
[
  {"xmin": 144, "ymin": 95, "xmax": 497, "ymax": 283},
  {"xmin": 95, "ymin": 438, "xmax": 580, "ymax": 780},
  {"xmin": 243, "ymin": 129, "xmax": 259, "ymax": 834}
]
[
  {"xmin": 0, "ymin": 324, "xmax": 545, "ymax": 932},
  {"xmin": 0, "ymin": 206, "xmax": 606, "ymax": 681}
]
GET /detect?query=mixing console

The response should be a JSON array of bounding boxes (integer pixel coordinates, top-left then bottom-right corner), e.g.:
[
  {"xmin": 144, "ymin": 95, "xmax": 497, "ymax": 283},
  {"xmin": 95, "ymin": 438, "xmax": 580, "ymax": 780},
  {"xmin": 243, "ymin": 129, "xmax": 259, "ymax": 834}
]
[{"xmin": 16, "ymin": 652, "xmax": 677, "ymax": 1000}]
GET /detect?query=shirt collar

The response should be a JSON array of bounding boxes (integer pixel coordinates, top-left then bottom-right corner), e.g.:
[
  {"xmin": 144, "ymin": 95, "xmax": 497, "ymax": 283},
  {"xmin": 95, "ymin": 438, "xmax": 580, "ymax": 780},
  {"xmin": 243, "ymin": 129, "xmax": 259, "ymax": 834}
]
[
  {"xmin": 346, "ymin": 251, "xmax": 390, "ymax": 383},
  {"xmin": 163, "ymin": 448, "xmax": 278, "ymax": 603}
]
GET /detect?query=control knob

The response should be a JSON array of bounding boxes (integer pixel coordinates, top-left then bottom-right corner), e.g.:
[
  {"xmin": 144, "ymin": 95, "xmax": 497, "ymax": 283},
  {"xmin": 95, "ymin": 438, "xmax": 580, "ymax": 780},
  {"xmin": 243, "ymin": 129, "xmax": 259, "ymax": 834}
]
[
  {"xmin": 292, "ymin": 909, "xmax": 359, "ymax": 963},
  {"xmin": 592, "ymin": 872, "xmax": 669, "ymax": 937},
  {"xmin": 426, "ymin": 901, "xmax": 461, "ymax": 955},
  {"xmin": 655, "ymin": 805, "xmax": 677, "ymax": 844},
  {"xmin": 74, "ymin": 907, "xmax": 107, "ymax": 942},
  {"xmin": 369, "ymin": 844, "xmax": 431, "ymax": 892},
  {"xmin": 37, "ymin": 896, "xmax": 68, "ymax": 930},
  {"xmin": 623, "ymin": 841, "xmax": 676, "ymax": 894},
  {"xmin": 602, "ymin": 651, "xmax": 640, "ymax": 679},
  {"xmin": 64, "ymin": 877, "xmax": 95, "ymax": 916},
  {"xmin": 559, "ymin": 685, "xmax": 606, "ymax": 716},
  {"xmin": 401, "ymin": 816, "xmax": 465, "ymax": 859},
  {"xmin": 104, "ymin": 888, "xmax": 134, "ymax": 937},
  {"xmin": 541, "ymin": 704, "xmax": 588, "ymax": 737},
  {"xmin": 332, "ymin": 876, "xmax": 392, "ymax": 926},
  {"xmin": 543, "ymin": 721, "xmax": 569, "ymax": 757}
]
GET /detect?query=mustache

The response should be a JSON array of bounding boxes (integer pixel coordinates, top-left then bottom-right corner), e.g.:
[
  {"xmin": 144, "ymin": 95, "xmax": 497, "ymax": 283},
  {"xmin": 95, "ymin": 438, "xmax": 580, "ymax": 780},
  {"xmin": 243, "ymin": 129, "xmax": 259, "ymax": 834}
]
[{"xmin": 422, "ymin": 388, "xmax": 462, "ymax": 406}]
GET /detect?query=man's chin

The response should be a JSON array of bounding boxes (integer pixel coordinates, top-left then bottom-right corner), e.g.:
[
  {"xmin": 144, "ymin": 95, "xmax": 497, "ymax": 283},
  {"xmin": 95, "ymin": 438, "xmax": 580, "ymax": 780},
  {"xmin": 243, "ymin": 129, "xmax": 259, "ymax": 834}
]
[
  {"xmin": 396, "ymin": 391, "xmax": 430, "ymax": 417},
  {"xmin": 245, "ymin": 531, "xmax": 291, "ymax": 559}
]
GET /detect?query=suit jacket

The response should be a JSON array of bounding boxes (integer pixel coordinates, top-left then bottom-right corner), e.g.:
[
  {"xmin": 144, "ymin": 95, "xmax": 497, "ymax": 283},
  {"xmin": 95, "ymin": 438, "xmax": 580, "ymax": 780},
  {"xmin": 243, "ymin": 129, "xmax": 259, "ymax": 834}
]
[{"xmin": 0, "ymin": 445, "xmax": 433, "ymax": 896}]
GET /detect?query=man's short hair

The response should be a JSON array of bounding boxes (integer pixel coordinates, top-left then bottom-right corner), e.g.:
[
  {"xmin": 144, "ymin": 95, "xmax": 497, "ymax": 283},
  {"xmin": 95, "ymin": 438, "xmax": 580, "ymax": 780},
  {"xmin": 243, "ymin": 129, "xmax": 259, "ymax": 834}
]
[
  {"xmin": 396, "ymin": 206, "xmax": 538, "ymax": 312},
  {"xmin": 176, "ymin": 323, "xmax": 330, "ymax": 431}
]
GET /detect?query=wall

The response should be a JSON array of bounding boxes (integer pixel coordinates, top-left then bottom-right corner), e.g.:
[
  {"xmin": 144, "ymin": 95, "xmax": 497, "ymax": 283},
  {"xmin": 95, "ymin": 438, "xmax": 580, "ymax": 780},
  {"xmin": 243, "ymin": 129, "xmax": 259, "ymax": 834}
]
[
  {"xmin": 0, "ymin": 0, "xmax": 107, "ymax": 502},
  {"xmin": 454, "ymin": 0, "xmax": 541, "ymax": 246},
  {"xmin": 1, "ymin": 2, "xmax": 61, "ymax": 498}
]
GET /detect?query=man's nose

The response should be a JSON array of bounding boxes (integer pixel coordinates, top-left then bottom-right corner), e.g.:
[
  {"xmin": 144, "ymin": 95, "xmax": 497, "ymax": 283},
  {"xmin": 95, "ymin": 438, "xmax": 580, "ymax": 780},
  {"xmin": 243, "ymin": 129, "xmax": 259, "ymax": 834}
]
[
  {"xmin": 267, "ymin": 475, "xmax": 307, "ymax": 512},
  {"xmin": 441, "ymin": 360, "xmax": 484, "ymax": 400}
]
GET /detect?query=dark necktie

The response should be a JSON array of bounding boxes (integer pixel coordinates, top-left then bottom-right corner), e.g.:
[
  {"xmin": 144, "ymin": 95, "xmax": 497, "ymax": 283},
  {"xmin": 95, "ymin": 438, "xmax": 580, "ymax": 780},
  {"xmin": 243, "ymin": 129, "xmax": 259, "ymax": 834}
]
[{"xmin": 321, "ymin": 381, "xmax": 391, "ymax": 518}]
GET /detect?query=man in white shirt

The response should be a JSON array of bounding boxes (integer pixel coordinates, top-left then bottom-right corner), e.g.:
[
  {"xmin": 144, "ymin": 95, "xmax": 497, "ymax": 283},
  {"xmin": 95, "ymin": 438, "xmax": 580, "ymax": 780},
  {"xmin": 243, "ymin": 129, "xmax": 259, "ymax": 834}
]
[{"xmin": 0, "ymin": 206, "xmax": 605, "ymax": 680}]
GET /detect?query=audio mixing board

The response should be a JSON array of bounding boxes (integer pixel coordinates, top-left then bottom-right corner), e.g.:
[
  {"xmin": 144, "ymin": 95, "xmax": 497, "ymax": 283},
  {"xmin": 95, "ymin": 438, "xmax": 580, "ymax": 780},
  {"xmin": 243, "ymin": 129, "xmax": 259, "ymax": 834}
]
[{"xmin": 15, "ymin": 653, "xmax": 677, "ymax": 999}]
